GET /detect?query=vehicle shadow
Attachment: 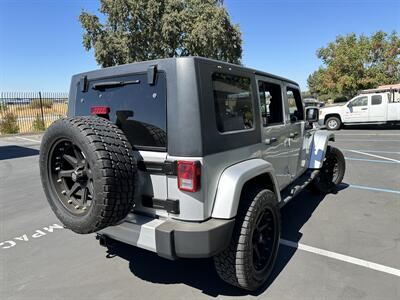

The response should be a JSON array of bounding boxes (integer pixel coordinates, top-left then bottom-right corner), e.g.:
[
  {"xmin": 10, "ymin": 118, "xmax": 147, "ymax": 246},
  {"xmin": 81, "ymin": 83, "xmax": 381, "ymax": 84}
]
[
  {"xmin": 0, "ymin": 145, "xmax": 39, "ymax": 161},
  {"xmin": 104, "ymin": 184, "xmax": 349, "ymax": 297}
]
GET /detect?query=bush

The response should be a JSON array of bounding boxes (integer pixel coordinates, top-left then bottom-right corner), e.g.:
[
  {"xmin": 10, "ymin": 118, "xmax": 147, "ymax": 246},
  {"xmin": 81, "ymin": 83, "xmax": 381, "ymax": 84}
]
[
  {"xmin": 0, "ymin": 112, "xmax": 19, "ymax": 134},
  {"xmin": 30, "ymin": 99, "xmax": 53, "ymax": 109},
  {"xmin": 32, "ymin": 114, "xmax": 46, "ymax": 132},
  {"xmin": 0, "ymin": 101, "xmax": 7, "ymax": 112}
]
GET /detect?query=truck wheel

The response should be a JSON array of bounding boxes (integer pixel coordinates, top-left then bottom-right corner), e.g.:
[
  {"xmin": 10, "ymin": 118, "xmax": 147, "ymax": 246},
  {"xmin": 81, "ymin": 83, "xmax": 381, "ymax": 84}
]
[
  {"xmin": 310, "ymin": 146, "xmax": 345, "ymax": 194},
  {"xmin": 325, "ymin": 116, "xmax": 341, "ymax": 130},
  {"xmin": 39, "ymin": 117, "xmax": 137, "ymax": 234},
  {"xmin": 213, "ymin": 189, "xmax": 281, "ymax": 291}
]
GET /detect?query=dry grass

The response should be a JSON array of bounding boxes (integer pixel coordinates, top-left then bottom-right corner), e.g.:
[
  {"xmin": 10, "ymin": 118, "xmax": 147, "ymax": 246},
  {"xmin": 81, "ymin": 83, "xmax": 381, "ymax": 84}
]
[
  {"xmin": 0, "ymin": 103, "xmax": 67, "ymax": 134},
  {"xmin": 11, "ymin": 102, "xmax": 68, "ymax": 117}
]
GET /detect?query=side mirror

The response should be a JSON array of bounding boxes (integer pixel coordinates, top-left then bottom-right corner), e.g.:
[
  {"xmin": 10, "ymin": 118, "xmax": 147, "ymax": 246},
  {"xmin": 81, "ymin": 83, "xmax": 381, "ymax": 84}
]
[{"xmin": 305, "ymin": 107, "xmax": 319, "ymax": 123}]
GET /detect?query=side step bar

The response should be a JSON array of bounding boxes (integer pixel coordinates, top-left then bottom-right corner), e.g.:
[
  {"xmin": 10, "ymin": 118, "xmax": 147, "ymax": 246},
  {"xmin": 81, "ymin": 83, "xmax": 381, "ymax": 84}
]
[{"xmin": 280, "ymin": 170, "xmax": 320, "ymax": 207}]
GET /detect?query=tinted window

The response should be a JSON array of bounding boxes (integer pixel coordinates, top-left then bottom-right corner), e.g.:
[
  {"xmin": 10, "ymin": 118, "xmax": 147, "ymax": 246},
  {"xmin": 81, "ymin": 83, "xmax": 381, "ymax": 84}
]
[
  {"xmin": 76, "ymin": 73, "xmax": 167, "ymax": 151},
  {"xmin": 371, "ymin": 95, "xmax": 382, "ymax": 105},
  {"xmin": 212, "ymin": 73, "xmax": 254, "ymax": 132},
  {"xmin": 287, "ymin": 87, "xmax": 304, "ymax": 122},
  {"xmin": 351, "ymin": 96, "xmax": 368, "ymax": 107},
  {"xmin": 258, "ymin": 81, "xmax": 284, "ymax": 126}
]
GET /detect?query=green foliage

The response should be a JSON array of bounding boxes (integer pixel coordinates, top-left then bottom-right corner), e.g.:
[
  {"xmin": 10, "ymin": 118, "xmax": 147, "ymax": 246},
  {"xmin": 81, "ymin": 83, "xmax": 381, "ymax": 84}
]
[
  {"xmin": 32, "ymin": 114, "xmax": 46, "ymax": 132},
  {"xmin": 30, "ymin": 99, "xmax": 53, "ymax": 109},
  {"xmin": 79, "ymin": 0, "xmax": 242, "ymax": 67},
  {"xmin": 0, "ymin": 112, "xmax": 19, "ymax": 134},
  {"xmin": 308, "ymin": 31, "xmax": 400, "ymax": 100},
  {"xmin": 0, "ymin": 101, "xmax": 7, "ymax": 112}
]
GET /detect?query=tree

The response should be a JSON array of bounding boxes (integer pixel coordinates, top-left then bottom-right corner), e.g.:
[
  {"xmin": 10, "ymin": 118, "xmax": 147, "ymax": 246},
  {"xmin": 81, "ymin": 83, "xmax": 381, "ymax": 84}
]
[
  {"xmin": 308, "ymin": 31, "xmax": 400, "ymax": 100},
  {"xmin": 79, "ymin": 0, "xmax": 242, "ymax": 67}
]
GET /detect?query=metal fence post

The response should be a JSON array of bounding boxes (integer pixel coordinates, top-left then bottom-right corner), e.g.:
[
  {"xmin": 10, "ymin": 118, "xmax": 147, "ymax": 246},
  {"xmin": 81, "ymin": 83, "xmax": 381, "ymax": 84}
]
[{"xmin": 38, "ymin": 91, "xmax": 45, "ymax": 128}]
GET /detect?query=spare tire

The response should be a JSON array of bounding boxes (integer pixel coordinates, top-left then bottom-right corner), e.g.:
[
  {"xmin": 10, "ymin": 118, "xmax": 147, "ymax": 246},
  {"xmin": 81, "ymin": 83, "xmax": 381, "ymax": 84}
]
[{"xmin": 39, "ymin": 116, "xmax": 137, "ymax": 234}]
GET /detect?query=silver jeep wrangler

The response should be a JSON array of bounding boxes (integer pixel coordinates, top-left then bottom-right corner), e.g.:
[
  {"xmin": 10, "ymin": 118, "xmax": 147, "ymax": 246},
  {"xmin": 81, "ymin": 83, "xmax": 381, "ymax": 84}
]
[{"xmin": 39, "ymin": 57, "xmax": 345, "ymax": 291}]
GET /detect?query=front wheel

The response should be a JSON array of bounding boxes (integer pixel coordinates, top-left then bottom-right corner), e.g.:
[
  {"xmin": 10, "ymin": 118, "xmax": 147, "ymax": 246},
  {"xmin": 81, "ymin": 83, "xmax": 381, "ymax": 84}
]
[
  {"xmin": 325, "ymin": 116, "xmax": 341, "ymax": 130},
  {"xmin": 310, "ymin": 146, "xmax": 346, "ymax": 194},
  {"xmin": 213, "ymin": 188, "xmax": 281, "ymax": 291}
]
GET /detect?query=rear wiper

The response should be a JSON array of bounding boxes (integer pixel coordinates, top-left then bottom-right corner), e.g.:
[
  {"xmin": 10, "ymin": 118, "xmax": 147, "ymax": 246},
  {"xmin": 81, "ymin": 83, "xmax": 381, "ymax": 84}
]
[{"xmin": 92, "ymin": 80, "xmax": 140, "ymax": 90}]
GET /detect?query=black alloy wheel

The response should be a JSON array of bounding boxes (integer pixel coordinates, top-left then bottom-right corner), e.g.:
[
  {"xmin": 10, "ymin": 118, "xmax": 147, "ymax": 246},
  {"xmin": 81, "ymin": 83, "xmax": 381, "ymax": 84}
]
[
  {"xmin": 48, "ymin": 139, "xmax": 94, "ymax": 215},
  {"xmin": 252, "ymin": 208, "xmax": 276, "ymax": 274}
]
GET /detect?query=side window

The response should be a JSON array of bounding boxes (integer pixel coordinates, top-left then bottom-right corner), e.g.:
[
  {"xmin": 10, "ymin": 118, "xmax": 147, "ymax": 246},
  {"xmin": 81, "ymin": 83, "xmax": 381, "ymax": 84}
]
[
  {"xmin": 212, "ymin": 73, "xmax": 254, "ymax": 132},
  {"xmin": 286, "ymin": 87, "xmax": 304, "ymax": 122},
  {"xmin": 351, "ymin": 96, "xmax": 368, "ymax": 107},
  {"xmin": 258, "ymin": 81, "xmax": 283, "ymax": 126},
  {"xmin": 371, "ymin": 95, "xmax": 382, "ymax": 105}
]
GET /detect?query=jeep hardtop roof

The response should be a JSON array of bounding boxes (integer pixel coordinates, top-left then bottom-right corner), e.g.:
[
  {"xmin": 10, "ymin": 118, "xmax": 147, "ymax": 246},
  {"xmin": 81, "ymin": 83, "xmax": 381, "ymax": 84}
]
[
  {"xmin": 71, "ymin": 56, "xmax": 298, "ymax": 87},
  {"xmin": 68, "ymin": 56, "xmax": 300, "ymax": 157}
]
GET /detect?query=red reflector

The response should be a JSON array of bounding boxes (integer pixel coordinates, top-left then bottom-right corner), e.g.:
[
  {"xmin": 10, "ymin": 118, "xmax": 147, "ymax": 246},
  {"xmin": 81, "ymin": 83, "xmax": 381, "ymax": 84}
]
[
  {"xmin": 177, "ymin": 161, "xmax": 200, "ymax": 192},
  {"xmin": 90, "ymin": 106, "xmax": 110, "ymax": 115}
]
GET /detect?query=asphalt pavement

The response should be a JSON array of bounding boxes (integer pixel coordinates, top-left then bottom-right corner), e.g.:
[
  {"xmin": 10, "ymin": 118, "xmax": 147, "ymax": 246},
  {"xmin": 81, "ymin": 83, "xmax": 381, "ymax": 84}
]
[{"xmin": 0, "ymin": 129, "xmax": 399, "ymax": 300}]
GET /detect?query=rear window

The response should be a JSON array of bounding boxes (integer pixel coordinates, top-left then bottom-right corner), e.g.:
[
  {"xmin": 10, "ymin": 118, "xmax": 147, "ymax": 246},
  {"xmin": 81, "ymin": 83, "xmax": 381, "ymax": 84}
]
[
  {"xmin": 76, "ymin": 72, "xmax": 167, "ymax": 151},
  {"xmin": 212, "ymin": 73, "xmax": 254, "ymax": 132},
  {"xmin": 371, "ymin": 95, "xmax": 382, "ymax": 105}
]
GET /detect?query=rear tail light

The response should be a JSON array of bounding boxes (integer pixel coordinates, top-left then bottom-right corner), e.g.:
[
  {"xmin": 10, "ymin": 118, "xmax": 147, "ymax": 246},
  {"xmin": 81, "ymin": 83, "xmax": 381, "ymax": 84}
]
[
  {"xmin": 90, "ymin": 106, "xmax": 110, "ymax": 115},
  {"xmin": 177, "ymin": 161, "xmax": 200, "ymax": 192}
]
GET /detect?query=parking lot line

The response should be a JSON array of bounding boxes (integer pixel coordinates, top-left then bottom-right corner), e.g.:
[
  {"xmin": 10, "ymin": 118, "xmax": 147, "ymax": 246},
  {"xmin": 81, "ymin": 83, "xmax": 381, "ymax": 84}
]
[
  {"xmin": 348, "ymin": 184, "xmax": 400, "ymax": 194},
  {"xmin": 347, "ymin": 149, "xmax": 400, "ymax": 163},
  {"xmin": 334, "ymin": 133, "xmax": 400, "ymax": 136},
  {"xmin": 345, "ymin": 157, "xmax": 400, "ymax": 164},
  {"xmin": 280, "ymin": 239, "xmax": 400, "ymax": 277},
  {"xmin": 15, "ymin": 136, "xmax": 41, "ymax": 143},
  {"xmin": 336, "ymin": 139, "xmax": 400, "ymax": 142},
  {"xmin": 343, "ymin": 149, "xmax": 400, "ymax": 155}
]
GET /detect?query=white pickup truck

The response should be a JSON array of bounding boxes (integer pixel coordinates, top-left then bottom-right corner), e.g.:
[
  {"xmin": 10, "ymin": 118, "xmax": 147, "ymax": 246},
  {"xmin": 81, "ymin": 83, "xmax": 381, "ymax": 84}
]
[{"xmin": 319, "ymin": 92, "xmax": 400, "ymax": 130}]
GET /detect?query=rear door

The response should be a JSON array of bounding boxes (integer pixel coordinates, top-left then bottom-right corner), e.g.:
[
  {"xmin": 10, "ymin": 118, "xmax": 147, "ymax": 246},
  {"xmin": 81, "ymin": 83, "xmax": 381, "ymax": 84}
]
[
  {"xmin": 368, "ymin": 94, "xmax": 386, "ymax": 122},
  {"xmin": 256, "ymin": 76, "xmax": 291, "ymax": 189},
  {"xmin": 74, "ymin": 72, "xmax": 169, "ymax": 217},
  {"xmin": 285, "ymin": 84, "xmax": 306, "ymax": 179}
]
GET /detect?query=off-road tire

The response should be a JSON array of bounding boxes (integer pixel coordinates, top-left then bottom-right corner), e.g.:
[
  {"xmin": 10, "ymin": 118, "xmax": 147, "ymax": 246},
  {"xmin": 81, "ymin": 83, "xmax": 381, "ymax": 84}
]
[
  {"xmin": 39, "ymin": 116, "xmax": 137, "ymax": 234},
  {"xmin": 325, "ymin": 116, "xmax": 341, "ymax": 130},
  {"xmin": 213, "ymin": 189, "xmax": 281, "ymax": 291},
  {"xmin": 310, "ymin": 146, "xmax": 345, "ymax": 194}
]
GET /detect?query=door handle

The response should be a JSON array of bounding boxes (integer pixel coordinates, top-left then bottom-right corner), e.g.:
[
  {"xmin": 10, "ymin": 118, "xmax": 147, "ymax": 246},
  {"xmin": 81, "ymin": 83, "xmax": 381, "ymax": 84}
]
[
  {"xmin": 361, "ymin": 108, "xmax": 368, "ymax": 110},
  {"xmin": 264, "ymin": 137, "xmax": 277, "ymax": 145},
  {"xmin": 289, "ymin": 132, "xmax": 298, "ymax": 138}
]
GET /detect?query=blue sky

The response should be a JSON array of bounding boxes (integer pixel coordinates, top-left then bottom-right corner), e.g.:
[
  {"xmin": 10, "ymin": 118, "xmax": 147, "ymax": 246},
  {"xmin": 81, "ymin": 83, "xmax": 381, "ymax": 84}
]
[{"xmin": 0, "ymin": 0, "xmax": 399, "ymax": 92}]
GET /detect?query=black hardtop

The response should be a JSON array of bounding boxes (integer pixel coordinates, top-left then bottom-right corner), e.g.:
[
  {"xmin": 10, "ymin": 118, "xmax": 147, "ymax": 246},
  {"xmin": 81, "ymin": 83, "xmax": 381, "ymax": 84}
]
[
  {"xmin": 69, "ymin": 57, "xmax": 300, "ymax": 157},
  {"xmin": 72, "ymin": 56, "xmax": 299, "ymax": 87}
]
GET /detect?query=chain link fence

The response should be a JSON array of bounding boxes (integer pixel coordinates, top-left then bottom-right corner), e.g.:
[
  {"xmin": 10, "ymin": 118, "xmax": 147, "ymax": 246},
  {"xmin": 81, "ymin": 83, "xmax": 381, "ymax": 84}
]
[{"xmin": 0, "ymin": 92, "xmax": 68, "ymax": 135}]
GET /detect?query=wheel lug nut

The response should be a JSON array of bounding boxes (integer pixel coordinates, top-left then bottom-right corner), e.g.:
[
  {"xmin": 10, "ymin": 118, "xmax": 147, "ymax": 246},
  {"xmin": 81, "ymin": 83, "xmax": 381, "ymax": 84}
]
[
  {"xmin": 55, "ymin": 167, "xmax": 61, "ymax": 171},
  {"xmin": 74, "ymin": 205, "xmax": 80, "ymax": 209},
  {"xmin": 61, "ymin": 190, "xmax": 66, "ymax": 195},
  {"xmin": 82, "ymin": 207, "xmax": 87, "ymax": 211},
  {"xmin": 57, "ymin": 179, "xmax": 62, "ymax": 183},
  {"xmin": 68, "ymin": 200, "xmax": 73, "ymax": 204}
]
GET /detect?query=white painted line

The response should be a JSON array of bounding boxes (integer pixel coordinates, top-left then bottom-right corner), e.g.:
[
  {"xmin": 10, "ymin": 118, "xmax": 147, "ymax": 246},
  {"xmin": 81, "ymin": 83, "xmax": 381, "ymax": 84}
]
[
  {"xmin": 345, "ymin": 157, "xmax": 400, "ymax": 164},
  {"xmin": 335, "ymin": 133, "xmax": 400, "ymax": 136},
  {"xmin": 280, "ymin": 239, "xmax": 400, "ymax": 277},
  {"xmin": 15, "ymin": 136, "xmax": 41, "ymax": 143},
  {"xmin": 336, "ymin": 139, "xmax": 400, "ymax": 142},
  {"xmin": 342, "ymin": 149, "xmax": 400, "ymax": 155},
  {"xmin": 347, "ymin": 149, "xmax": 400, "ymax": 163}
]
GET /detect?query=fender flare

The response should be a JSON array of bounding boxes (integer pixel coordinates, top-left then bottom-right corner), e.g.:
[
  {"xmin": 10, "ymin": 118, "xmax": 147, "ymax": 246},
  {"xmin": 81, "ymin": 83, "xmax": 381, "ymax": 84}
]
[
  {"xmin": 211, "ymin": 159, "xmax": 281, "ymax": 219},
  {"xmin": 308, "ymin": 130, "xmax": 335, "ymax": 169}
]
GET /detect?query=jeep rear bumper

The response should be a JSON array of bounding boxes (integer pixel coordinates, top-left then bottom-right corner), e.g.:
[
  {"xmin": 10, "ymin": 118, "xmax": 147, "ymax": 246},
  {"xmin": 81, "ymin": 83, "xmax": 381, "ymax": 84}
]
[{"xmin": 98, "ymin": 213, "xmax": 235, "ymax": 260}]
